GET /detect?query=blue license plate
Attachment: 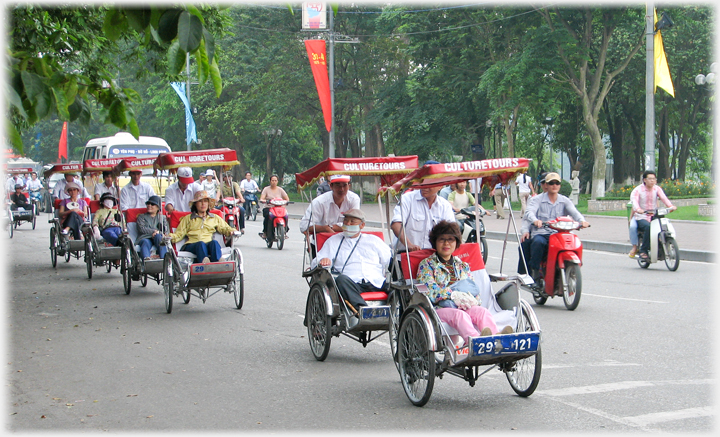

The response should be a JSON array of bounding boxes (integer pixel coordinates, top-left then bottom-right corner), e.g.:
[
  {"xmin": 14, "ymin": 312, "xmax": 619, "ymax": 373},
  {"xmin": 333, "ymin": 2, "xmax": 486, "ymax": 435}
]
[
  {"xmin": 360, "ymin": 306, "xmax": 390, "ymax": 320},
  {"xmin": 470, "ymin": 332, "xmax": 539, "ymax": 357}
]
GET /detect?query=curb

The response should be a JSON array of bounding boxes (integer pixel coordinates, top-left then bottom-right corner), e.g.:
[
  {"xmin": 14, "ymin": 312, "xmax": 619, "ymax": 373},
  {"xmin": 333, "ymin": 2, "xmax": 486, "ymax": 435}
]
[{"xmin": 288, "ymin": 214, "xmax": 714, "ymax": 263}]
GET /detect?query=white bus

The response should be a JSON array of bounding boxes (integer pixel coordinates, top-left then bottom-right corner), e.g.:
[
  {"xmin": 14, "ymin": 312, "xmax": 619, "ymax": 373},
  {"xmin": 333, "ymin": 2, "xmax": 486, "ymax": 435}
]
[{"xmin": 82, "ymin": 132, "xmax": 172, "ymax": 196}]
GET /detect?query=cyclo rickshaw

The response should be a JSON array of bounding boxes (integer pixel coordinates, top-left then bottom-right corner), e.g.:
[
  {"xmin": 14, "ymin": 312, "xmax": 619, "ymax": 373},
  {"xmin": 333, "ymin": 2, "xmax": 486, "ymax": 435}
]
[
  {"xmin": 81, "ymin": 157, "xmax": 126, "ymax": 280},
  {"xmin": 109, "ymin": 156, "xmax": 166, "ymax": 294},
  {"xmin": 5, "ymin": 167, "xmax": 37, "ymax": 237},
  {"xmin": 296, "ymin": 155, "xmax": 419, "ymax": 361},
  {"xmin": 45, "ymin": 163, "xmax": 89, "ymax": 267},
  {"xmin": 381, "ymin": 159, "xmax": 542, "ymax": 406},
  {"xmin": 153, "ymin": 149, "xmax": 245, "ymax": 313}
]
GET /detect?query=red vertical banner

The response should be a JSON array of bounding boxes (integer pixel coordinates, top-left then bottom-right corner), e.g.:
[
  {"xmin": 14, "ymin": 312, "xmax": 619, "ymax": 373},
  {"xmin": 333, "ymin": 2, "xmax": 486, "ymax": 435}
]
[
  {"xmin": 58, "ymin": 122, "xmax": 68, "ymax": 163},
  {"xmin": 304, "ymin": 40, "xmax": 332, "ymax": 132}
]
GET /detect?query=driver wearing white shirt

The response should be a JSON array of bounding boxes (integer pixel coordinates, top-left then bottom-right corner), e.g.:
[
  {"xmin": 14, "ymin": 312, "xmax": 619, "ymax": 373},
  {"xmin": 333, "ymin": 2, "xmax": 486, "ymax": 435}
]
[
  {"xmin": 53, "ymin": 173, "xmax": 91, "ymax": 200},
  {"xmin": 119, "ymin": 170, "xmax": 156, "ymax": 210},
  {"xmin": 299, "ymin": 174, "xmax": 360, "ymax": 235},
  {"xmin": 391, "ymin": 186, "xmax": 455, "ymax": 251},
  {"xmin": 311, "ymin": 209, "xmax": 392, "ymax": 311},
  {"xmin": 164, "ymin": 167, "xmax": 202, "ymax": 213}
]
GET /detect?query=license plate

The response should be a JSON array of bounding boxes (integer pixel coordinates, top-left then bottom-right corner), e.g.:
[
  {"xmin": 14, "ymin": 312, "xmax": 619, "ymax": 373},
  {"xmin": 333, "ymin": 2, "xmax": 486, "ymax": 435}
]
[
  {"xmin": 470, "ymin": 332, "xmax": 539, "ymax": 357},
  {"xmin": 360, "ymin": 306, "xmax": 390, "ymax": 320}
]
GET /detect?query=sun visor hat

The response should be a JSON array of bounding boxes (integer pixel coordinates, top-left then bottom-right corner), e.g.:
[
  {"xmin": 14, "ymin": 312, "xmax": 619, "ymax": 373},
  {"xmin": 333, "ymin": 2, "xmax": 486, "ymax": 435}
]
[{"xmin": 329, "ymin": 174, "xmax": 351, "ymax": 184}]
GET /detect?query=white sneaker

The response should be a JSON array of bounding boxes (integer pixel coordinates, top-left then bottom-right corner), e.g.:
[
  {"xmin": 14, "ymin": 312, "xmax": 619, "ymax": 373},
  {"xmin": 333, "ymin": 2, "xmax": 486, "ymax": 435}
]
[{"xmin": 202, "ymin": 257, "xmax": 211, "ymax": 264}]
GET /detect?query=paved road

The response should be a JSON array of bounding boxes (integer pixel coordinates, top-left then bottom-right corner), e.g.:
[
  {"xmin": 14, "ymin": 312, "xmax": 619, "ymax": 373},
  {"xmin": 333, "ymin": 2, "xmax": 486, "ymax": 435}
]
[{"xmin": 4, "ymin": 213, "xmax": 714, "ymax": 432}]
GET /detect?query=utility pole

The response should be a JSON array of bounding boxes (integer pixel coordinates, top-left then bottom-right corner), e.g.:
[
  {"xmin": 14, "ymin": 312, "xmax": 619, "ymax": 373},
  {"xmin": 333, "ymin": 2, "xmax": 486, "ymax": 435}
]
[
  {"xmin": 328, "ymin": 12, "xmax": 335, "ymax": 158},
  {"xmin": 186, "ymin": 53, "xmax": 192, "ymax": 152},
  {"xmin": 645, "ymin": 1, "xmax": 655, "ymax": 171}
]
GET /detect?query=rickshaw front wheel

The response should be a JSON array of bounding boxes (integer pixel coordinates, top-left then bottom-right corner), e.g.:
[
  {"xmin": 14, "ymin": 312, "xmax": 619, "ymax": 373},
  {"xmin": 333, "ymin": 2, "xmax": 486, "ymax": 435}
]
[
  {"xmin": 50, "ymin": 229, "xmax": 57, "ymax": 268},
  {"xmin": 398, "ymin": 310, "xmax": 436, "ymax": 407},
  {"xmin": 231, "ymin": 249, "xmax": 244, "ymax": 309},
  {"xmin": 163, "ymin": 254, "xmax": 175, "ymax": 314},
  {"xmin": 122, "ymin": 246, "xmax": 132, "ymax": 295},
  {"xmin": 307, "ymin": 285, "xmax": 332, "ymax": 361},
  {"xmin": 388, "ymin": 291, "xmax": 402, "ymax": 370},
  {"xmin": 505, "ymin": 302, "xmax": 542, "ymax": 397}
]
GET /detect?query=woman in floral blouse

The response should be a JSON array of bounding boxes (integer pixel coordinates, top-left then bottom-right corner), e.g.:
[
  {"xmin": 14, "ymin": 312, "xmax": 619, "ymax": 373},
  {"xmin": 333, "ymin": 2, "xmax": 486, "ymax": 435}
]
[{"xmin": 417, "ymin": 220, "xmax": 511, "ymax": 345}]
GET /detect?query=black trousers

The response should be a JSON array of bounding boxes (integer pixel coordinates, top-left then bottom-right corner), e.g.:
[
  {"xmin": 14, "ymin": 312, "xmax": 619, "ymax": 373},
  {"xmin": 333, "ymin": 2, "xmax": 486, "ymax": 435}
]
[{"xmin": 334, "ymin": 274, "xmax": 386, "ymax": 310}]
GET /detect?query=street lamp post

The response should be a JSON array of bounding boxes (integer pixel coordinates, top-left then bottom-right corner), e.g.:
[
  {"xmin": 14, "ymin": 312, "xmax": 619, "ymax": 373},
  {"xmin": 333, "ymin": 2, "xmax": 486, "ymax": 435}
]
[{"xmin": 695, "ymin": 63, "xmax": 716, "ymax": 180}]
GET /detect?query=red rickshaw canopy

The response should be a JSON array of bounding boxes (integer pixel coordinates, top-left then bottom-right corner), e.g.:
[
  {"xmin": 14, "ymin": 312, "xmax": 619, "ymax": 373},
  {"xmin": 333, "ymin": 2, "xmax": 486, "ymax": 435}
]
[
  {"xmin": 6, "ymin": 167, "xmax": 34, "ymax": 174},
  {"xmin": 378, "ymin": 158, "xmax": 530, "ymax": 196},
  {"xmin": 43, "ymin": 163, "xmax": 83, "ymax": 179},
  {"xmin": 295, "ymin": 156, "xmax": 419, "ymax": 191},
  {"xmin": 83, "ymin": 158, "xmax": 128, "ymax": 176},
  {"xmin": 154, "ymin": 149, "xmax": 239, "ymax": 173},
  {"xmin": 112, "ymin": 157, "xmax": 158, "ymax": 176}
]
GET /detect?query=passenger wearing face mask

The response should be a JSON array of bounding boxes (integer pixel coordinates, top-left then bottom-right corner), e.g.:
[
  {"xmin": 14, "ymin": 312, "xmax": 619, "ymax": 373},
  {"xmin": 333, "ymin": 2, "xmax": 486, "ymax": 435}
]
[
  {"xmin": 311, "ymin": 209, "xmax": 392, "ymax": 311},
  {"xmin": 91, "ymin": 193, "xmax": 123, "ymax": 246}
]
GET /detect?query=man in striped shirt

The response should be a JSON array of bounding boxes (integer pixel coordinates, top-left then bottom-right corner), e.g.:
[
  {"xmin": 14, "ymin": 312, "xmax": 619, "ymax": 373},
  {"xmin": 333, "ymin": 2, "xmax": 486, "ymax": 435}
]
[
  {"xmin": 524, "ymin": 172, "xmax": 589, "ymax": 282},
  {"xmin": 629, "ymin": 170, "xmax": 676, "ymax": 259}
]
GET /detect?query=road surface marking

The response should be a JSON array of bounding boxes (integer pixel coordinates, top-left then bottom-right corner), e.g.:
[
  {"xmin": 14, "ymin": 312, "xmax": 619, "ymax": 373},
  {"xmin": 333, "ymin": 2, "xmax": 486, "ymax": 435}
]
[
  {"xmin": 623, "ymin": 406, "xmax": 714, "ymax": 427},
  {"xmin": 582, "ymin": 293, "xmax": 668, "ymax": 304}
]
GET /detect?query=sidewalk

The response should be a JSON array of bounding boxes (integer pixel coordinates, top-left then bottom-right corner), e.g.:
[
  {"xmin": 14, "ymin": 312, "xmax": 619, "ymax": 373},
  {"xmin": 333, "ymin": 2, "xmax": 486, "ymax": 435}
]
[{"xmin": 286, "ymin": 201, "xmax": 715, "ymax": 262}]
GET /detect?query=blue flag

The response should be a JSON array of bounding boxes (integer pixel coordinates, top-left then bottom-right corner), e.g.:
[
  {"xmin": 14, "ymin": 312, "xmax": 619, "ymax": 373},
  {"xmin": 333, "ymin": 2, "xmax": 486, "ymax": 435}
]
[{"xmin": 170, "ymin": 82, "xmax": 198, "ymax": 145}]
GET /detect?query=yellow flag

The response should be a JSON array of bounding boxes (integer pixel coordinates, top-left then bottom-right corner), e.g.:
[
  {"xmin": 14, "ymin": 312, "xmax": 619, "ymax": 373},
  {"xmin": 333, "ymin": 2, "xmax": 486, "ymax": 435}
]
[{"xmin": 654, "ymin": 9, "xmax": 675, "ymax": 97}]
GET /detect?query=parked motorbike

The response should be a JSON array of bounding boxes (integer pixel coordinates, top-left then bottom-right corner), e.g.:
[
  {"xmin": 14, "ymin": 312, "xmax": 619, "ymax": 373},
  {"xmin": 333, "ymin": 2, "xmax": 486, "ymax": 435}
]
[
  {"xmin": 261, "ymin": 198, "xmax": 293, "ymax": 250},
  {"xmin": 243, "ymin": 189, "xmax": 259, "ymax": 221},
  {"xmin": 522, "ymin": 216, "xmax": 585, "ymax": 311},
  {"xmin": 457, "ymin": 205, "xmax": 490, "ymax": 263},
  {"xmin": 635, "ymin": 207, "xmax": 679, "ymax": 271}
]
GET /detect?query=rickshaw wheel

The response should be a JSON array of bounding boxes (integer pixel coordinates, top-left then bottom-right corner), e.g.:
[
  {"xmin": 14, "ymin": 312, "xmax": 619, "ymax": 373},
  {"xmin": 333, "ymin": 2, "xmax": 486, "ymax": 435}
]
[
  {"xmin": 8, "ymin": 217, "xmax": 13, "ymax": 239},
  {"xmin": 563, "ymin": 264, "xmax": 582, "ymax": 311},
  {"xmin": 64, "ymin": 249, "xmax": 71, "ymax": 263},
  {"xmin": 163, "ymin": 254, "xmax": 174, "ymax": 314},
  {"xmin": 231, "ymin": 249, "xmax": 244, "ymax": 309},
  {"xmin": 140, "ymin": 274, "xmax": 148, "ymax": 287},
  {"xmin": 506, "ymin": 302, "xmax": 542, "ymax": 397},
  {"xmin": 276, "ymin": 226, "xmax": 285, "ymax": 250},
  {"xmin": 398, "ymin": 311, "xmax": 435, "ymax": 407},
  {"xmin": 480, "ymin": 237, "xmax": 488, "ymax": 264},
  {"xmin": 532, "ymin": 294, "xmax": 547, "ymax": 305},
  {"xmin": 85, "ymin": 241, "xmax": 93, "ymax": 280},
  {"xmin": 181, "ymin": 288, "xmax": 191, "ymax": 304},
  {"xmin": 388, "ymin": 291, "xmax": 402, "ymax": 370},
  {"xmin": 307, "ymin": 285, "xmax": 332, "ymax": 361},
  {"xmin": 663, "ymin": 237, "xmax": 680, "ymax": 271},
  {"xmin": 122, "ymin": 246, "xmax": 132, "ymax": 295},
  {"xmin": 32, "ymin": 211, "xmax": 36, "ymax": 229},
  {"xmin": 50, "ymin": 229, "xmax": 57, "ymax": 268},
  {"xmin": 106, "ymin": 262, "xmax": 113, "ymax": 273}
]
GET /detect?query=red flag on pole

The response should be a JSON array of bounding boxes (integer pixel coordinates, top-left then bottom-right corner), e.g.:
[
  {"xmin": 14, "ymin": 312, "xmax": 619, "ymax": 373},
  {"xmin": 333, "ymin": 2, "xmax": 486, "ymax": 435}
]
[
  {"xmin": 304, "ymin": 40, "xmax": 332, "ymax": 132},
  {"xmin": 58, "ymin": 122, "xmax": 68, "ymax": 163}
]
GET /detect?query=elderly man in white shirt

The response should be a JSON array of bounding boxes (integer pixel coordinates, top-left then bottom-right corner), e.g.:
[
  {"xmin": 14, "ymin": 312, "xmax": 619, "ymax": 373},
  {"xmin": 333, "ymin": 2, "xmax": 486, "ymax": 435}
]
[
  {"xmin": 53, "ymin": 172, "xmax": 91, "ymax": 200},
  {"xmin": 164, "ymin": 167, "xmax": 202, "ymax": 213},
  {"xmin": 312, "ymin": 209, "xmax": 392, "ymax": 311},
  {"xmin": 119, "ymin": 170, "xmax": 156, "ymax": 211},
  {"xmin": 299, "ymin": 174, "xmax": 361, "ymax": 235},
  {"xmin": 391, "ymin": 185, "xmax": 455, "ymax": 251}
]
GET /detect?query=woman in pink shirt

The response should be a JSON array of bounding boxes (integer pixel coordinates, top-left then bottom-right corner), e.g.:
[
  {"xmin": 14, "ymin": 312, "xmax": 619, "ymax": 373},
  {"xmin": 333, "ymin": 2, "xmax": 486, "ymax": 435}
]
[{"xmin": 629, "ymin": 170, "xmax": 676, "ymax": 259}]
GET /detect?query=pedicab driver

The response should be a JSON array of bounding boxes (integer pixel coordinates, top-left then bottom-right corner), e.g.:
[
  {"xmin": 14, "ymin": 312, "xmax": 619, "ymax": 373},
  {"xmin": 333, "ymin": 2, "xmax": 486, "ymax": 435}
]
[
  {"xmin": 299, "ymin": 174, "xmax": 360, "ymax": 235},
  {"xmin": 164, "ymin": 167, "xmax": 202, "ymax": 213},
  {"xmin": 523, "ymin": 172, "xmax": 589, "ymax": 284},
  {"xmin": 119, "ymin": 170, "xmax": 155, "ymax": 211},
  {"xmin": 167, "ymin": 190, "xmax": 239, "ymax": 264},
  {"xmin": 312, "ymin": 209, "xmax": 392, "ymax": 312},
  {"xmin": 390, "ymin": 183, "xmax": 455, "ymax": 252}
]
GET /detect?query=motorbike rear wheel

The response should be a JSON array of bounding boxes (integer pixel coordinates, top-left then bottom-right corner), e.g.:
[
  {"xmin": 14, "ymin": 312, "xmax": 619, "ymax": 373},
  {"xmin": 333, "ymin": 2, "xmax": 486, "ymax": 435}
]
[
  {"xmin": 276, "ymin": 225, "xmax": 285, "ymax": 250},
  {"xmin": 563, "ymin": 264, "xmax": 582, "ymax": 311},
  {"xmin": 251, "ymin": 203, "xmax": 257, "ymax": 221},
  {"xmin": 636, "ymin": 236, "xmax": 650, "ymax": 269}
]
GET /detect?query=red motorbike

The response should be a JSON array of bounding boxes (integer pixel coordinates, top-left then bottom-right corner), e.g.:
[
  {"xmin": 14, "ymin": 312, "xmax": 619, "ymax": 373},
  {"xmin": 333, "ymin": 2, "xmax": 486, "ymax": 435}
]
[
  {"xmin": 261, "ymin": 198, "xmax": 292, "ymax": 250},
  {"xmin": 523, "ymin": 216, "xmax": 585, "ymax": 311},
  {"xmin": 220, "ymin": 197, "xmax": 242, "ymax": 230}
]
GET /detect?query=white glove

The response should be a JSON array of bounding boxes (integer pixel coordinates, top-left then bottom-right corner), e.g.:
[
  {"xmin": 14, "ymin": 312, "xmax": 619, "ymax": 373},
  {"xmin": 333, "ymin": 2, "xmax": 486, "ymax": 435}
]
[
  {"xmin": 93, "ymin": 226, "xmax": 102, "ymax": 240},
  {"xmin": 450, "ymin": 291, "xmax": 480, "ymax": 311},
  {"xmin": 162, "ymin": 235, "xmax": 172, "ymax": 244}
]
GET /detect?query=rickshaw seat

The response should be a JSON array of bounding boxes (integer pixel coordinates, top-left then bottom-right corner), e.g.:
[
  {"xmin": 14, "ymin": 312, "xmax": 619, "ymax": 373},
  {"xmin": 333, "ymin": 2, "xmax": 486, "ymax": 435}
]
[
  {"xmin": 400, "ymin": 243, "xmax": 485, "ymax": 281},
  {"xmin": 167, "ymin": 210, "xmax": 233, "ymax": 260},
  {"xmin": 360, "ymin": 291, "xmax": 388, "ymax": 301},
  {"xmin": 314, "ymin": 231, "xmax": 385, "ymax": 252}
]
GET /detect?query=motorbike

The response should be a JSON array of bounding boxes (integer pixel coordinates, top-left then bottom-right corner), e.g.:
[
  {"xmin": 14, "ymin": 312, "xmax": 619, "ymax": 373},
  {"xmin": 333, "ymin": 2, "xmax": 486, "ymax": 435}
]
[
  {"xmin": 261, "ymin": 198, "xmax": 292, "ymax": 250},
  {"xmin": 243, "ymin": 189, "xmax": 259, "ymax": 221},
  {"xmin": 457, "ymin": 205, "xmax": 490, "ymax": 263},
  {"xmin": 635, "ymin": 207, "xmax": 679, "ymax": 271},
  {"xmin": 220, "ymin": 197, "xmax": 242, "ymax": 230},
  {"xmin": 521, "ymin": 216, "xmax": 585, "ymax": 311},
  {"xmin": 29, "ymin": 188, "xmax": 43, "ymax": 215}
]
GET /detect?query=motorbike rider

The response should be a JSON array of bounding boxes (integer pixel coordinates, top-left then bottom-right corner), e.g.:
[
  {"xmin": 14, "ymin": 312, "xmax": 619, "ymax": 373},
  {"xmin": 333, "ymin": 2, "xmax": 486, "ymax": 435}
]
[
  {"xmin": 93, "ymin": 171, "xmax": 119, "ymax": 200},
  {"xmin": 259, "ymin": 174, "xmax": 290, "ymax": 240},
  {"xmin": 299, "ymin": 174, "xmax": 360, "ymax": 236},
  {"xmin": 9, "ymin": 184, "xmax": 31, "ymax": 211},
  {"xmin": 240, "ymin": 171, "xmax": 260, "ymax": 214},
  {"xmin": 164, "ymin": 167, "xmax": 202, "ymax": 214},
  {"xmin": 628, "ymin": 170, "xmax": 676, "ymax": 259},
  {"xmin": 311, "ymin": 209, "xmax": 392, "ymax": 312},
  {"xmin": 221, "ymin": 173, "xmax": 246, "ymax": 234},
  {"xmin": 523, "ymin": 172, "xmax": 589, "ymax": 284},
  {"xmin": 26, "ymin": 172, "xmax": 43, "ymax": 199}
]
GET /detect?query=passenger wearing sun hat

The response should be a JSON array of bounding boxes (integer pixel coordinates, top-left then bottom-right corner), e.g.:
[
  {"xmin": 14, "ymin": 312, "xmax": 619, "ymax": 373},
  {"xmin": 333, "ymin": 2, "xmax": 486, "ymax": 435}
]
[
  {"xmin": 299, "ymin": 174, "xmax": 360, "ymax": 237},
  {"xmin": 523, "ymin": 171, "xmax": 589, "ymax": 285},
  {"xmin": 310, "ymin": 207, "xmax": 392, "ymax": 312},
  {"xmin": 164, "ymin": 167, "xmax": 202, "ymax": 213},
  {"xmin": 58, "ymin": 181, "xmax": 90, "ymax": 239},
  {"xmin": 169, "ymin": 190, "xmax": 238, "ymax": 263}
]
